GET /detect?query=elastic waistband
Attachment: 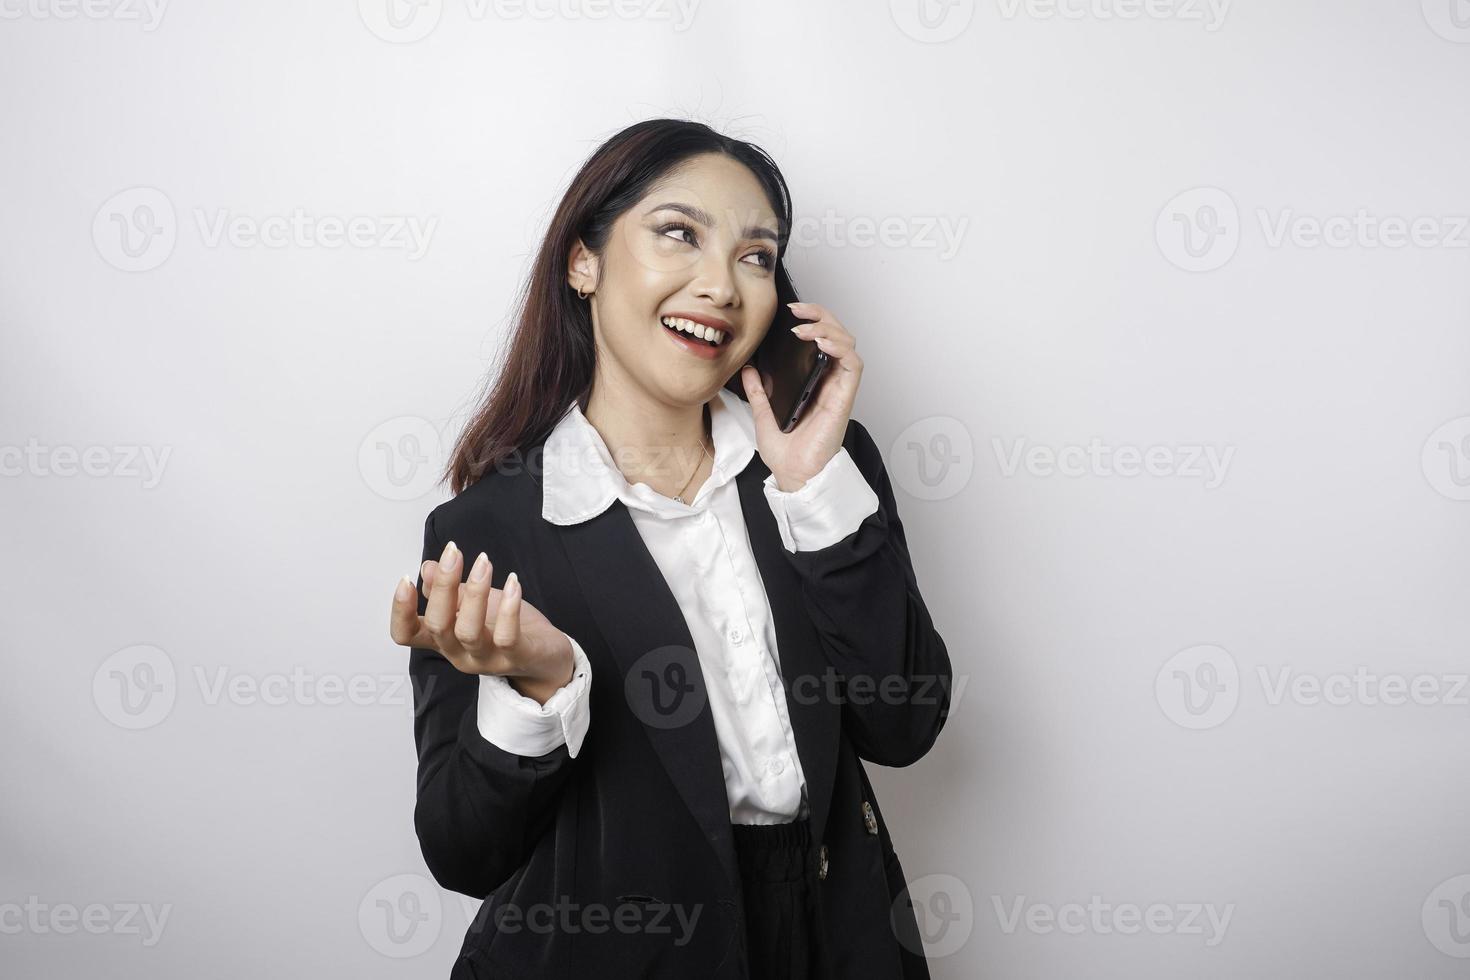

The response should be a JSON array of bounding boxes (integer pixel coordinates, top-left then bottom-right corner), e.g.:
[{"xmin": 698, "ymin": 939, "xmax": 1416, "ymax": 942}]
[
  {"xmin": 731, "ymin": 817, "xmax": 812, "ymax": 885},
  {"xmin": 731, "ymin": 816, "xmax": 812, "ymax": 851}
]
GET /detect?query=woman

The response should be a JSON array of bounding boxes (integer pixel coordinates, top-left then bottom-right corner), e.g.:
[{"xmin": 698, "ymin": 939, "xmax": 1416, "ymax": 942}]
[{"xmin": 388, "ymin": 118, "xmax": 952, "ymax": 979}]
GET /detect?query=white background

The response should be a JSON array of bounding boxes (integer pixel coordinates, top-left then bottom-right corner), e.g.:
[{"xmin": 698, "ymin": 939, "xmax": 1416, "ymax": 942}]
[{"xmin": 3, "ymin": 0, "xmax": 1469, "ymax": 976}]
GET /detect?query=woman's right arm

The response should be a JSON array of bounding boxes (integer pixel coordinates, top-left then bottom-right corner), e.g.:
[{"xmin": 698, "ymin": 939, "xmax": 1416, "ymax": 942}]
[{"xmin": 397, "ymin": 510, "xmax": 590, "ymax": 898}]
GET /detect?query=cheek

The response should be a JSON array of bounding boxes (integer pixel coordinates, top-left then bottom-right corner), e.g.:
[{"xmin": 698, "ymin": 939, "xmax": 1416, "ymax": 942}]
[{"xmin": 625, "ymin": 233, "xmax": 699, "ymax": 279}]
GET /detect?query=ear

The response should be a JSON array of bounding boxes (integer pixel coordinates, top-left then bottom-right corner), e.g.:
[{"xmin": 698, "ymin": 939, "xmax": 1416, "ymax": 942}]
[{"xmin": 566, "ymin": 238, "xmax": 599, "ymax": 295}]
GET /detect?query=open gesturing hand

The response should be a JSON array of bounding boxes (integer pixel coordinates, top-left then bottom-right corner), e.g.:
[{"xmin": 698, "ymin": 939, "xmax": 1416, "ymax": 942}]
[{"xmin": 389, "ymin": 540, "xmax": 574, "ymax": 705}]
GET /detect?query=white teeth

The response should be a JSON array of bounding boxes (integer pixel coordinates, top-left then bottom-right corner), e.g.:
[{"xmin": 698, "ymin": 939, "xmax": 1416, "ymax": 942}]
[{"xmin": 661, "ymin": 316, "xmax": 726, "ymax": 346}]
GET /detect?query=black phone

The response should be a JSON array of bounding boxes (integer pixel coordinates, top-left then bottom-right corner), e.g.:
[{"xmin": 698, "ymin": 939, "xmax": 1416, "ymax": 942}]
[{"xmin": 754, "ymin": 303, "xmax": 831, "ymax": 433}]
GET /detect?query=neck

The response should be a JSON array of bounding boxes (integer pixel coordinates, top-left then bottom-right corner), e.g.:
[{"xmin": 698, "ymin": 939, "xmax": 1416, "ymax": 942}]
[{"xmin": 583, "ymin": 381, "xmax": 713, "ymax": 486}]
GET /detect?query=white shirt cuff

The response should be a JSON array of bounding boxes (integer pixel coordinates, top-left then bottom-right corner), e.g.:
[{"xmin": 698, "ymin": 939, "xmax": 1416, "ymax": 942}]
[
  {"xmin": 762, "ymin": 446, "xmax": 881, "ymax": 553},
  {"xmin": 475, "ymin": 634, "xmax": 592, "ymax": 759}
]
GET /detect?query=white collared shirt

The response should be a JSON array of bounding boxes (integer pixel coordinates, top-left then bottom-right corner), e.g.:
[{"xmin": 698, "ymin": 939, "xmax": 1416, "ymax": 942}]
[{"xmin": 475, "ymin": 387, "xmax": 880, "ymax": 824}]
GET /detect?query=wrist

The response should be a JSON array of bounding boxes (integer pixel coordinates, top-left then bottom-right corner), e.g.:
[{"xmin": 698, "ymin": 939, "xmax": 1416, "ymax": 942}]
[
  {"xmin": 508, "ymin": 636, "xmax": 576, "ymax": 706},
  {"xmin": 771, "ymin": 471, "xmax": 810, "ymax": 493}
]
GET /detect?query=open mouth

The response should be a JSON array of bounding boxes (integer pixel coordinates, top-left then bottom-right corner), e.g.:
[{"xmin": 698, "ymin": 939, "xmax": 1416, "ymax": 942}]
[{"xmin": 661, "ymin": 315, "xmax": 729, "ymax": 348}]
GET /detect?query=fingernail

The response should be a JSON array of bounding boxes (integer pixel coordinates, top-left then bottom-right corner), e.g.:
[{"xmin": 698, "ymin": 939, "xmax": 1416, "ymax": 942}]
[
  {"xmin": 440, "ymin": 540, "xmax": 458, "ymax": 569},
  {"xmin": 505, "ymin": 571, "xmax": 519, "ymax": 595},
  {"xmin": 469, "ymin": 552, "xmax": 489, "ymax": 582},
  {"xmin": 395, "ymin": 576, "xmax": 412, "ymax": 601},
  {"xmin": 790, "ymin": 324, "xmax": 805, "ymax": 334}
]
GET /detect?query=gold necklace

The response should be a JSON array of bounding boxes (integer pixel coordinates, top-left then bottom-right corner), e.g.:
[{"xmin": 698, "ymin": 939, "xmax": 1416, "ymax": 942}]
[{"xmin": 673, "ymin": 436, "xmax": 711, "ymax": 505}]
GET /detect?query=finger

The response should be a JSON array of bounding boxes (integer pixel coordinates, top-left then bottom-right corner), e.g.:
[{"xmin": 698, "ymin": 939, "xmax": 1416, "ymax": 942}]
[
  {"xmin": 740, "ymin": 363, "xmax": 783, "ymax": 440},
  {"xmin": 492, "ymin": 571, "xmax": 523, "ymax": 649},
  {"xmin": 420, "ymin": 562, "xmax": 471, "ymax": 606},
  {"xmin": 810, "ymin": 333, "xmax": 856, "ymax": 361},
  {"xmin": 454, "ymin": 551, "xmax": 493, "ymax": 652},
  {"xmin": 786, "ymin": 300, "xmax": 831, "ymax": 324},
  {"xmin": 389, "ymin": 575, "xmax": 431, "ymax": 647},
  {"xmin": 793, "ymin": 317, "xmax": 854, "ymax": 356},
  {"xmin": 423, "ymin": 540, "xmax": 465, "ymax": 658}
]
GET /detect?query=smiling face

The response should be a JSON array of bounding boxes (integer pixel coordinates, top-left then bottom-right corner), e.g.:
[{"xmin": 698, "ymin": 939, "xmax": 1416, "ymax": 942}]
[{"xmin": 569, "ymin": 152, "xmax": 782, "ymax": 407}]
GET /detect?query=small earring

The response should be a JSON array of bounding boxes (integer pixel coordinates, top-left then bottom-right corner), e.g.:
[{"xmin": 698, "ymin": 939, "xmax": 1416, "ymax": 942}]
[{"xmin": 576, "ymin": 286, "xmax": 589, "ymax": 300}]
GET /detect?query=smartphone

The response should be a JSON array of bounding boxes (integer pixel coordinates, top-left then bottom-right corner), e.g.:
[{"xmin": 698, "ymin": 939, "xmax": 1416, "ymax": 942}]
[{"xmin": 754, "ymin": 304, "xmax": 831, "ymax": 433}]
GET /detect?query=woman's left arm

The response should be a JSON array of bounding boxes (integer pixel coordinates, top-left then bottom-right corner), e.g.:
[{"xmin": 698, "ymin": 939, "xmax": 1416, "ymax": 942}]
[
  {"xmin": 768, "ymin": 418, "xmax": 954, "ymax": 768},
  {"xmin": 743, "ymin": 301, "xmax": 954, "ymax": 768}
]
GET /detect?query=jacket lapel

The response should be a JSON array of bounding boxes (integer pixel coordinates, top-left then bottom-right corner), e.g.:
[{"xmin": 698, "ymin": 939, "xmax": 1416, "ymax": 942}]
[
  {"xmin": 556, "ymin": 502, "xmax": 741, "ymax": 892},
  {"xmin": 552, "ymin": 450, "xmax": 842, "ymax": 895}
]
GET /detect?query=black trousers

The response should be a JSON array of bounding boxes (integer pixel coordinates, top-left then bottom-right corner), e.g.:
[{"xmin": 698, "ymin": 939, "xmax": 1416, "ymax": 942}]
[{"xmin": 731, "ymin": 817, "xmax": 821, "ymax": 979}]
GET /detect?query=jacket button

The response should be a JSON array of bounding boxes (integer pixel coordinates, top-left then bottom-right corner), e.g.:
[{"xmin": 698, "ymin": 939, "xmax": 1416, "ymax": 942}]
[
  {"xmin": 862, "ymin": 800, "xmax": 878, "ymax": 835},
  {"xmin": 817, "ymin": 844, "xmax": 829, "ymax": 880}
]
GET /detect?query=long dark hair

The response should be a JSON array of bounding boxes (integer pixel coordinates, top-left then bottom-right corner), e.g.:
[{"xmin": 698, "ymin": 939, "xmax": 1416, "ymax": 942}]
[{"xmin": 442, "ymin": 118, "xmax": 800, "ymax": 495}]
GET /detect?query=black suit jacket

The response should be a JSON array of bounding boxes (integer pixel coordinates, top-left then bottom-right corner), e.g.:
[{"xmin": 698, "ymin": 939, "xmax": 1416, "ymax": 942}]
[{"xmin": 409, "ymin": 415, "xmax": 953, "ymax": 978}]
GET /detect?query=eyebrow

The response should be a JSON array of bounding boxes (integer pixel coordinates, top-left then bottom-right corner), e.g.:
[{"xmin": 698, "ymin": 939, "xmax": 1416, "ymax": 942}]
[{"xmin": 643, "ymin": 202, "xmax": 781, "ymax": 244}]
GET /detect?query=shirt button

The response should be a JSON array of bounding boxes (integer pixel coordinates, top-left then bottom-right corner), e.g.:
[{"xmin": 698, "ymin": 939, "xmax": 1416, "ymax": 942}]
[
  {"xmin": 767, "ymin": 757, "xmax": 786, "ymax": 776},
  {"xmin": 728, "ymin": 627, "xmax": 744, "ymax": 643}
]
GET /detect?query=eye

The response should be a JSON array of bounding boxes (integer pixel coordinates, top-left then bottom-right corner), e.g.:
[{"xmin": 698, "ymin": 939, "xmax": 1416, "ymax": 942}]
[
  {"xmin": 745, "ymin": 248, "xmax": 776, "ymax": 270},
  {"xmin": 657, "ymin": 220, "xmax": 699, "ymax": 247},
  {"xmin": 656, "ymin": 220, "xmax": 775, "ymax": 270}
]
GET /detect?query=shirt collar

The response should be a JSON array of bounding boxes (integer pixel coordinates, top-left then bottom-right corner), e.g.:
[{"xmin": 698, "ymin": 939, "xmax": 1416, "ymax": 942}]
[{"xmin": 540, "ymin": 386, "xmax": 757, "ymax": 525}]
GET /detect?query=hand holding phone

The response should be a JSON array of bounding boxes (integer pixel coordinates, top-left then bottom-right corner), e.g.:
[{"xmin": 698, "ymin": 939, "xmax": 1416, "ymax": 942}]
[{"xmin": 753, "ymin": 301, "xmax": 831, "ymax": 433}]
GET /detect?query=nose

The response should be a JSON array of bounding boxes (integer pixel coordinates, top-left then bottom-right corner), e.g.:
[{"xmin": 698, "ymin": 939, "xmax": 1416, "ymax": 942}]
[{"xmin": 689, "ymin": 251, "xmax": 738, "ymax": 309}]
